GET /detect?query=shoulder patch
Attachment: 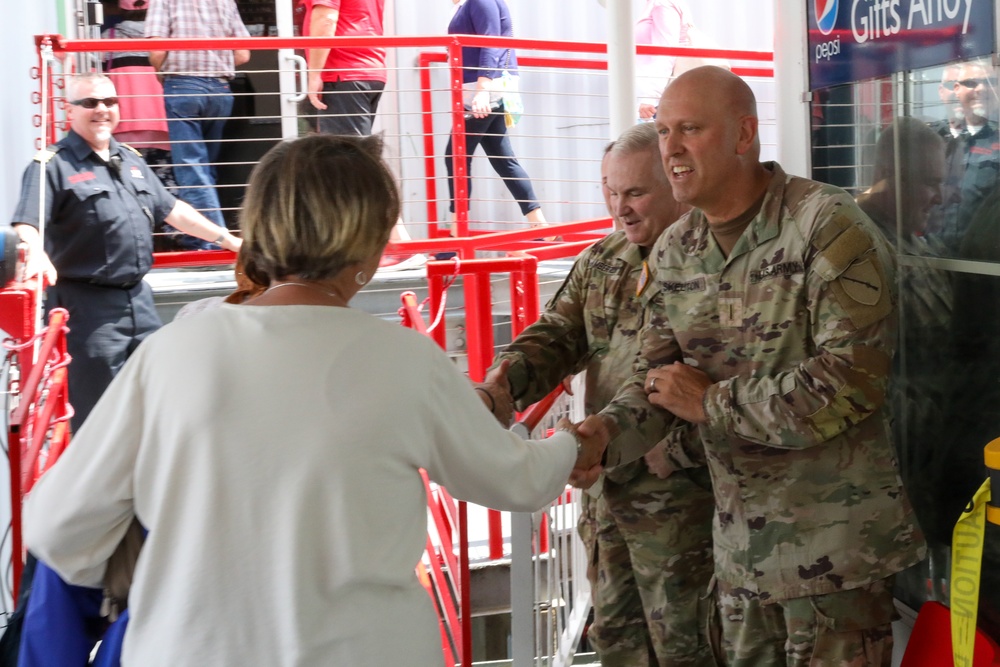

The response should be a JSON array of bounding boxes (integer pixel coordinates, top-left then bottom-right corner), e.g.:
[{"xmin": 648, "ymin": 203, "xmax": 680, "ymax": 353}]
[
  {"xmin": 829, "ymin": 254, "xmax": 892, "ymax": 329},
  {"xmin": 120, "ymin": 143, "xmax": 143, "ymax": 157},
  {"xmin": 838, "ymin": 258, "xmax": 882, "ymax": 306},
  {"xmin": 812, "ymin": 218, "xmax": 876, "ymax": 282},
  {"xmin": 33, "ymin": 147, "xmax": 60, "ymax": 164}
]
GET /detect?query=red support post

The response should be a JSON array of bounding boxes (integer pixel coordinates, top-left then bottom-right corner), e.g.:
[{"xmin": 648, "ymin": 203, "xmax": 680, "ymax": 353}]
[
  {"xmin": 418, "ymin": 53, "xmax": 441, "ymax": 232},
  {"xmin": 447, "ymin": 39, "xmax": 469, "ymax": 238},
  {"xmin": 427, "ymin": 274, "xmax": 448, "ymax": 351}
]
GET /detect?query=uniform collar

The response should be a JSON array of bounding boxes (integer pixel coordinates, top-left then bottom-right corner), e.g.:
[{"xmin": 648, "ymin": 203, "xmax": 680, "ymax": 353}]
[
  {"xmin": 64, "ymin": 130, "xmax": 123, "ymax": 162},
  {"xmin": 606, "ymin": 229, "xmax": 646, "ymax": 269},
  {"xmin": 683, "ymin": 161, "xmax": 786, "ymax": 267}
]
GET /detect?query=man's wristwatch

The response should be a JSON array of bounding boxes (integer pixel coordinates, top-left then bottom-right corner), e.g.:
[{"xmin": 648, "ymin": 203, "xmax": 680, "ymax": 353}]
[{"xmin": 557, "ymin": 427, "xmax": 583, "ymax": 457}]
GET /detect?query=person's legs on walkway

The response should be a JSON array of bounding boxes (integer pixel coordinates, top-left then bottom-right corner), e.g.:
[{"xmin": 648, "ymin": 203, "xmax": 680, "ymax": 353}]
[
  {"xmin": 588, "ymin": 492, "xmax": 657, "ymax": 666},
  {"xmin": 444, "ymin": 114, "xmax": 490, "ymax": 214},
  {"xmin": 477, "ymin": 110, "xmax": 541, "ymax": 217},
  {"xmin": 163, "ymin": 76, "xmax": 232, "ymax": 249},
  {"xmin": 611, "ymin": 467, "xmax": 716, "ymax": 667}
]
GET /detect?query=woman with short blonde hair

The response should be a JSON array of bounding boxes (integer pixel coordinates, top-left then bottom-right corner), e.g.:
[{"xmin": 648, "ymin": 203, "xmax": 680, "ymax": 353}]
[
  {"xmin": 242, "ymin": 134, "xmax": 399, "ymax": 284},
  {"xmin": 24, "ymin": 133, "xmax": 601, "ymax": 666}
]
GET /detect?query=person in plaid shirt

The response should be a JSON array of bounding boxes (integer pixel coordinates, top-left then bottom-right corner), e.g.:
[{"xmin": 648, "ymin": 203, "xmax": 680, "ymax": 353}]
[{"xmin": 145, "ymin": 0, "xmax": 250, "ymax": 249}]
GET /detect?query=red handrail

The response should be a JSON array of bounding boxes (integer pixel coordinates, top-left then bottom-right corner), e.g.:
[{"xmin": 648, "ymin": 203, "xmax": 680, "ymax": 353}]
[
  {"xmin": 11, "ymin": 308, "xmax": 68, "ymax": 428},
  {"xmin": 2, "ymin": 289, "xmax": 74, "ymax": 601}
]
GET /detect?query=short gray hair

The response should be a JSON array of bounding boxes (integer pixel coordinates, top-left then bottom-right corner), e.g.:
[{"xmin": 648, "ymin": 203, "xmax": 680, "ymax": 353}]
[
  {"xmin": 67, "ymin": 72, "xmax": 113, "ymax": 101},
  {"xmin": 609, "ymin": 123, "xmax": 666, "ymax": 182}
]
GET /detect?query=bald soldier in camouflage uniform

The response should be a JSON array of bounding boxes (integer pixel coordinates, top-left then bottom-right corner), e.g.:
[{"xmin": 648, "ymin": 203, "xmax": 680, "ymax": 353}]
[
  {"xmin": 577, "ymin": 67, "xmax": 926, "ymax": 666},
  {"xmin": 478, "ymin": 123, "xmax": 715, "ymax": 666}
]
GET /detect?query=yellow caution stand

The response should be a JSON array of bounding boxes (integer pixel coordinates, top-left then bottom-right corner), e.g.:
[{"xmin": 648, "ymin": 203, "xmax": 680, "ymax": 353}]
[
  {"xmin": 987, "ymin": 439, "xmax": 1000, "ymax": 527},
  {"xmin": 949, "ymin": 438, "xmax": 999, "ymax": 666}
]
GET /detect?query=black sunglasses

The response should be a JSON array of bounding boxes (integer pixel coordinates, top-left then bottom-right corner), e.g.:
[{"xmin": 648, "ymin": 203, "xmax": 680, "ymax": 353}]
[
  {"xmin": 70, "ymin": 97, "xmax": 119, "ymax": 109},
  {"xmin": 956, "ymin": 78, "xmax": 993, "ymax": 89}
]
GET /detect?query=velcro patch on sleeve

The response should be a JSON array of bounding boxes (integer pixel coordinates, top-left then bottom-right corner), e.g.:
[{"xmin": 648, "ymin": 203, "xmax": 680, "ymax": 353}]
[
  {"xmin": 812, "ymin": 224, "xmax": 873, "ymax": 281},
  {"xmin": 829, "ymin": 254, "xmax": 892, "ymax": 329}
]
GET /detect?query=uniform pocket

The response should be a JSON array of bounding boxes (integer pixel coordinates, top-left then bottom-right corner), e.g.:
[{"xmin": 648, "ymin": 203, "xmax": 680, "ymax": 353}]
[{"xmin": 809, "ymin": 581, "xmax": 897, "ymax": 631}]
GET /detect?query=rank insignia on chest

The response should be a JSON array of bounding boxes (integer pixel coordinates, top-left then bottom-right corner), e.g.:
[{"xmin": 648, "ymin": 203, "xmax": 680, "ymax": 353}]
[
  {"xmin": 130, "ymin": 166, "xmax": 144, "ymax": 179},
  {"xmin": 718, "ymin": 297, "xmax": 744, "ymax": 328},
  {"xmin": 636, "ymin": 261, "xmax": 651, "ymax": 297}
]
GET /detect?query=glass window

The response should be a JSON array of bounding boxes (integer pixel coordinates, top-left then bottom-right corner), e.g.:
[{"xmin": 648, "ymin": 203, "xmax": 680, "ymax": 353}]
[{"xmin": 811, "ymin": 60, "xmax": 1000, "ymax": 642}]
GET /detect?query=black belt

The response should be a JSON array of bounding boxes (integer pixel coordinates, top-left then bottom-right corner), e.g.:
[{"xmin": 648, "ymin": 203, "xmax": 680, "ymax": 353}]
[
  {"xmin": 107, "ymin": 56, "xmax": 152, "ymax": 69},
  {"xmin": 61, "ymin": 277, "xmax": 142, "ymax": 290}
]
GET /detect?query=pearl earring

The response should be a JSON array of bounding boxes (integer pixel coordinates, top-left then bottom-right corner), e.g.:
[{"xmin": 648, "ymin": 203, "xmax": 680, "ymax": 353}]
[{"xmin": 355, "ymin": 270, "xmax": 368, "ymax": 285}]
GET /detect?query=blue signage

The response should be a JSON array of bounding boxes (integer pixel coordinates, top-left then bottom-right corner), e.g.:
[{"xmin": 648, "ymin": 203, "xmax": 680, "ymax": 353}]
[{"xmin": 807, "ymin": 0, "xmax": 996, "ymax": 90}]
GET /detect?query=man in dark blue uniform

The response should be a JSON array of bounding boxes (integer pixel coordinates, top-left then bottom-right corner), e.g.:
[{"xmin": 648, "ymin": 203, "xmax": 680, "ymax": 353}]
[
  {"xmin": 12, "ymin": 72, "xmax": 241, "ymax": 432},
  {"xmin": 930, "ymin": 59, "xmax": 999, "ymax": 252},
  {"xmin": 6, "ymin": 72, "xmax": 241, "ymax": 667}
]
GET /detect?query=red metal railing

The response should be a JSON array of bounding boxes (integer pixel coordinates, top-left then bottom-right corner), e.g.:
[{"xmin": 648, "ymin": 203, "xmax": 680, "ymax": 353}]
[
  {"xmin": 34, "ymin": 33, "xmax": 772, "ymax": 266},
  {"xmin": 417, "ymin": 42, "xmax": 773, "ymax": 232},
  {"xmin": 1, "ymin": 283, "xmax": 74, "ymax": 599},
  {"xmin": 400, "ymin": 255, "xmax": 581, "ymax": 666}
]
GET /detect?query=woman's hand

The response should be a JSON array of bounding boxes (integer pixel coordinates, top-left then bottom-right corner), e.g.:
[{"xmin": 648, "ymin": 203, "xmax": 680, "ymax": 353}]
[{"xmin": 471, "ymin": 89, "xmax": 492, "ymax": 118}]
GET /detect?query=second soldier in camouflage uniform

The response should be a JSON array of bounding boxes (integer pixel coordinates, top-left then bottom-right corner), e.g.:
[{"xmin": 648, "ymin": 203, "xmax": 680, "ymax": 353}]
[
  {"xmin": 583, "ymin": 67, "xmax": 926, "ymax": 666},
  {"xmin": 479, "ymin": 123, "xmax": 716, "ymax": 666}
]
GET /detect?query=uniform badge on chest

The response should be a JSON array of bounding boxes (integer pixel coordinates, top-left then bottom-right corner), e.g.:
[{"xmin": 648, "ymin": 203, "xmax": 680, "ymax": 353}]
[
  {"xmin": 636, "ymin": 261, "xmax": 650, "ymax": 297},
  {"xmin": 130, "ymin": 166, "xmax": 144, "ymax": 179},
  {"xmin": 718, "ymin": 297, "xmax": 744, "ymax": 328}
]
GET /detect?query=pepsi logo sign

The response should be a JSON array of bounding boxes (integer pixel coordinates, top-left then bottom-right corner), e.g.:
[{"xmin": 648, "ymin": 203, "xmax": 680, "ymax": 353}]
[{"xmin": 815, "ymin": 0, "xmax": 839, "ymax": 35}]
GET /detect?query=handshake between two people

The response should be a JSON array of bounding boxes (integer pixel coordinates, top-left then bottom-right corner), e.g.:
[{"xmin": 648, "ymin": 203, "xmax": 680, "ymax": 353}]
[{"xmin": 474, "ymin": 360, "xmax": 610, "ymax": 489}]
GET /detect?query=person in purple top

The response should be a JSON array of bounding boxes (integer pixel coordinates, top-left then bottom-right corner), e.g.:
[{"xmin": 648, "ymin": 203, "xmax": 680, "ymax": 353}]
[{"xmin": 445, "ymin": 0, "xmax": 549, "ymax": 235}]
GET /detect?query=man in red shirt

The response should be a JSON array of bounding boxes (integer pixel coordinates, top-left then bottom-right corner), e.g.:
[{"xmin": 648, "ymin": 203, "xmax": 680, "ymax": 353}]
[{"xmin": 303, "ymin": 0, "xmax": 387, "ymax": 136}]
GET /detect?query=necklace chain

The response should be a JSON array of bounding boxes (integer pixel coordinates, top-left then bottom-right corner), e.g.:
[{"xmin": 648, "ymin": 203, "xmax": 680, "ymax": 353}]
[{"xmin": 264, "ymin": 281, "xmax": 346, "ymax": 304}]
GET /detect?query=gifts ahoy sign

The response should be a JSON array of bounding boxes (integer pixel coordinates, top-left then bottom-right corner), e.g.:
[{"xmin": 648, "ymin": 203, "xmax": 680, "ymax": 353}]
[{"xmin": 806, "ymin": 0, "xmax": 996, "ymax": 90}]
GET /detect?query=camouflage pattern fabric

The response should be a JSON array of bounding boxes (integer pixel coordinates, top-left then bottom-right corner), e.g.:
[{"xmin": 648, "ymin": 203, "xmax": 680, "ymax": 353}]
[
  {"xmin": 493, "ymin": 230, "xmax": 713, "ymax": 665},
  {"xmin": 577, "ymin": 491, "xmax": 599, "ymax": 599},
  {"xmin": 599, "ymin": 162, "xmax": 926, "ymax": 604},
  {"xmin": 716, "ymin": 576, "xmax": 896, "ymax": 666},
  {"xmin": 591, "ymin": 465, "xmax": 715, "ymax": 666},
  {"xmin": 497, "ymin": 230, "xmax": 701, "ymax": 471}
]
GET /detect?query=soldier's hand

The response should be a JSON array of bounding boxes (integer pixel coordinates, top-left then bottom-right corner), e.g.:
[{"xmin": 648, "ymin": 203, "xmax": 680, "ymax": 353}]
[
  {"xmin": 643, "ymin": 441, "xmax": 675, "ymax": 479},
  {"xmin": 569, "ymin": 463, "xmax": 603, "ymax": 489},
  {"xmin": 573, "ymin": 414, "xmax": 610, "ymax": 470},
  {"xmin": 477, "ymin": 359, "xmax": 514, "ymax": 425},
  {"xmin": 556, "ymin": 416, "xmax": 605, "ymax": 476},
  {"xmin": 646, "ymin": 362, "xmax": 711, "ymax": 424},
  {"xmin": 638, "ymin": 103, "xmax": 656, "ymax": 119},
  {"xmin": 560, "ymin": 375, "xmax": 575, "ymax": 396}
]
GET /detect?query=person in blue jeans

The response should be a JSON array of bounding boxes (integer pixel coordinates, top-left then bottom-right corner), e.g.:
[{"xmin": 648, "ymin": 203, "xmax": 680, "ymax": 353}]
[
  {"xmin": 444, "ymin": 0, "xmax": 548, "ymax": 235},
  {"xmin": 145, "ymin": 0, "xmax": 251, "ymax": 249},
  {"xmin": 160, "ymin": 76, "xmax": 234, "ymax": 249}
]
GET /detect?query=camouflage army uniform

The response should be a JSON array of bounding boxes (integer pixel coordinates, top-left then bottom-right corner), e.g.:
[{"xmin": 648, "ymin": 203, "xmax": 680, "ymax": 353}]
[
  {"xmin": 600, "ymin": 163, "xmax": 927, "ymax": 666},
  {"xmin": 493, "ymin": 230, "xmax": 715, "ymax": 666}
]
